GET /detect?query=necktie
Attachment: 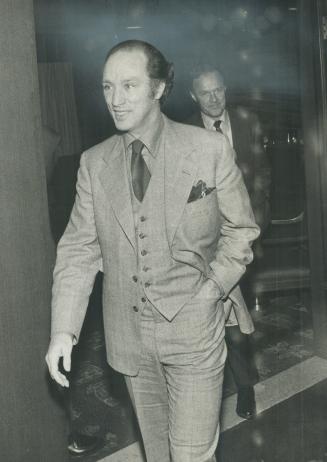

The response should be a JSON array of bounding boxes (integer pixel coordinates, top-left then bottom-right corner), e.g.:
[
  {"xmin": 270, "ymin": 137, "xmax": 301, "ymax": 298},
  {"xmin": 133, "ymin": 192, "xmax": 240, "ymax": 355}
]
[
  {"xmin": 214, "ymin": 120, "xmax": 223, "ymax": 134},
  {"xmin": 131, "ymin": 139, "xmax": 151, "ymax": 202}
]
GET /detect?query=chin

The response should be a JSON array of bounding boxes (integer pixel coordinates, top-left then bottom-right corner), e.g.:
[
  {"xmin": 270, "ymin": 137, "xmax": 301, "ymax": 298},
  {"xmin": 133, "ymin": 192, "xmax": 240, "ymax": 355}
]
[
  {"xmin": 113, "ymin": 120, "xmax": 132, "ymax": 132},
  {"xmin": 208, "ymin": 111, "xmax": 223, "ymax": 118}
]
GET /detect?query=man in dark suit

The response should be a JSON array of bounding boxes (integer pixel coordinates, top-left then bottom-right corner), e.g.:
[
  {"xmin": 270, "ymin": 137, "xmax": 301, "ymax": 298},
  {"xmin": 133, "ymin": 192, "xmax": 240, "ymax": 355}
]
[
  {"xmin": 46, "ymin": 40, "xmax": 259, "ymax": 461},
  {"xmin": 186, "ymin": 65, "xmax": 271, "ymax": 420}
]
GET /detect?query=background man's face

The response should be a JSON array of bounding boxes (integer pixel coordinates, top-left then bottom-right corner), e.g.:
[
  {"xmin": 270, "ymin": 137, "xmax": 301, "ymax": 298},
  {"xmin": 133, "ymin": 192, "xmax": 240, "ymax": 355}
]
[
  {"xmin": 103, "ymin": 49, "xmax": 163, "ymax": 133},
  {"xmin": 191, "ymin": 71, "xmax": 226, "ymax": 118}
]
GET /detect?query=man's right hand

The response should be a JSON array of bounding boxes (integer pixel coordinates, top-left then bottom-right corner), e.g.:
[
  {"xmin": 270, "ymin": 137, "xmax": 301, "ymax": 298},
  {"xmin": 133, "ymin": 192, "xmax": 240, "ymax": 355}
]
[{"xmin": 45, "ymin": 332, "xmax": 74, "ymax": 388}]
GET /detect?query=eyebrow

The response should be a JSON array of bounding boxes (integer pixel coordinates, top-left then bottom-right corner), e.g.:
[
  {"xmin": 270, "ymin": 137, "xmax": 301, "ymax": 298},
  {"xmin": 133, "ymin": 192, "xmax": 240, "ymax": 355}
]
[
  {"xmin": 200, "ymin": 87, "xmax": 224, "ymax": 93},
  {"xmin": 102, "ymin": 77, "xmax": 140, "ymax": 84}
]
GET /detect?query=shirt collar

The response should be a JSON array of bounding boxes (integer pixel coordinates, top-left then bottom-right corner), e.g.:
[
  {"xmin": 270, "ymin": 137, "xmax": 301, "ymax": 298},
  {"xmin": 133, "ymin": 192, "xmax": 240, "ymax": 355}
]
[
  {"xmin": 123, "ymin": 113, "xmax": 164, "ymax": 158},
  {"xmin": 201, "ymin": 109, "xmax": 228, "ymax": 130}
]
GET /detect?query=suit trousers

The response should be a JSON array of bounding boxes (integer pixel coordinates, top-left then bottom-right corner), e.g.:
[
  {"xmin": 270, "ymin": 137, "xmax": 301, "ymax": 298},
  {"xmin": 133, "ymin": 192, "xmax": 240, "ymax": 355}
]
[
  {"xmin": 225, "ymin": 326, "xmax": 258, "ymax": 389},
  {"xmin": 224, "ymin": 270, "xmax": 259, "ymax": 390},
  {"xmin": 125, "ymin": 292, "xmax": 227, "ymax": 462}
]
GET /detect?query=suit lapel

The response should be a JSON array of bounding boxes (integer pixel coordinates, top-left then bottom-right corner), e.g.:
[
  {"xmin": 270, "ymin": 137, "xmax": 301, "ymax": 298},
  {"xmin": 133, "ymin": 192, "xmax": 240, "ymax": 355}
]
[
  {"xmin": 99, "ymin": 138, "xmax": 136, "ymax": 249},
  {"xmin": 228, "ymin": 107, "xmax": 249, "ymax": 161},
  {"xmin": 187, "ymin": 110, "xmax": 204, "ymax": 128},
  {"xmin": 228, "ymin": 108, "xmax": 239, "ymax": 153},
  {"xmin": 163, "ymin": 119, "xmax": 198, "ymax": 245}
]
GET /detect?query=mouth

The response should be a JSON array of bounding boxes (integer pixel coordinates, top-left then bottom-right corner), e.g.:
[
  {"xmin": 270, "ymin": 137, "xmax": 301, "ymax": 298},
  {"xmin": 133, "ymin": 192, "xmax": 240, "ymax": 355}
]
[
  {"xmin": 112, "ymin": 110, "xmax": 130, "ymax": 121},
  {"xmin": 207, "ymin": 105, "xmax": 224, "ymax": 114}
]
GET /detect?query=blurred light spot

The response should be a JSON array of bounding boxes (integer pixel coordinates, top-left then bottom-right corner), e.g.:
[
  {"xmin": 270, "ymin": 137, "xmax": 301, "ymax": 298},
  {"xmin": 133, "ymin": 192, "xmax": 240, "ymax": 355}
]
[
  {"xmin": 239, "ymin": 50, "xmax": 250, "ymax": 62},
  {"xmin": 253, "ymin": 65, "xmax": 263, "ymax": 78},
  {"xmin": 288, "ymin": 7, "xmax": 298, "ymax": 11},
  {"xmin": 231, "ymin": 7, "xmax": 249, "ymax": 24},
  {"xmin": 127, "ymin": 26, "xmax": 143, "ymax": 29},
  {"xmin": 237, "ymin": 107, "xmax": 250, "ymax": 119},
  {"xmin": 237, "ymin": 8, "xmax": 248, "ymax": 19},
  {"xmin": 252, "ymin": 429, "xmax": 264, "ymax": 447},
  {"xmin": 264, "ymin": 6, "xmax": 283, "ymax": 24},
  {"xmin": 129, "ymin": 4, "xmax": 145, "ymax": 20}
]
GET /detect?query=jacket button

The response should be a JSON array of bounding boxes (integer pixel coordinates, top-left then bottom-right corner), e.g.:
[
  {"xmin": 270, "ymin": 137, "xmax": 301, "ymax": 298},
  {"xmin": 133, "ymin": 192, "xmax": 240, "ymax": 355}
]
[
  {"xmin": 141, "ymin": 250, "xmax": 148, "ymax": 256},
  {"xmin": 141, "ymin": 297, "xmax": 146, "ymax": 303},
  {"xmin": 144, "ymin": 282, "xmax": 151, "ymax": 288},
  {"xmin": 139, "ymin": 233, "xmax": 146, "ymax": 239},
  {"xmin": 143, "ymin": 266, "xmax": 150, "ymax": 272},
  {"xmin": 140, "ymin": 216, "xmax": 146, "ymax": 222},
  {"xmin": 132, "ymin": 275, "xmax": 138, "ymax": 282},
  {"xmin": 133, "ymin": 306, "xmax": 139, "ymax": 312}
]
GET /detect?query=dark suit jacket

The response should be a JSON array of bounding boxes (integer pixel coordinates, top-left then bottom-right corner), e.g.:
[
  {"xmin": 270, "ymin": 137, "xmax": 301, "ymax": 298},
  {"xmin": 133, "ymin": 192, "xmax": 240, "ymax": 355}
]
[{"xmin": 186, "ymin": 107, "xmax": 271, "ymax": 232}]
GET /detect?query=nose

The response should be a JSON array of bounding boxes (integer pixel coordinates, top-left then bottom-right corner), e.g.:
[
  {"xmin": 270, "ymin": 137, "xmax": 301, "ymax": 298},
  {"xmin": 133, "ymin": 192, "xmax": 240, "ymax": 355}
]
[
  {"xmin": 210, "ymin": 91, "xmax": 219, "ymax": 102},
  {"xmin": 112, "ymin": 87, "xmax": 124, "ymax": 106}
]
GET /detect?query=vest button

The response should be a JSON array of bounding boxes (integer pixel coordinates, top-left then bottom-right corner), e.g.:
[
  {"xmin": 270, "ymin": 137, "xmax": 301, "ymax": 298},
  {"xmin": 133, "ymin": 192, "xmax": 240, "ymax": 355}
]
[
  {"xmin": 139, "ymin": 233, "xmax": 146, "ymax": 239},
  {"xmin": 132, "ymin": 306, "xmax": 139, "ymax": 312},
  {"xmin": 144, "ymin": 282, "xmax": 151, "ymax": 288},
  {"xmin": 132, "ymin": 275, "xmax": 138, "ymax": 282},
  {"xmin": 140, "ymin": 216, "xmax": 146, "ymax": 222},
  {"xmin": 142, "ymin": 266, "xmax": 150, "ymax": 272},
  {"xmin": 141, "ymin": 297, "xmax": 146, "ymax": 303},
  {"xmin": 141, "ymin": 250, "xmax": 148, "ymax": 256}
]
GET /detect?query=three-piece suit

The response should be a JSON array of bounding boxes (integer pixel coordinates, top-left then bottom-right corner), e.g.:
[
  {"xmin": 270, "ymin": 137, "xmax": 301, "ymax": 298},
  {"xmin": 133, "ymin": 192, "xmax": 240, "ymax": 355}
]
[{"xmin": 51, "ymin": 115, "xmax": 259, "ymax": 461}]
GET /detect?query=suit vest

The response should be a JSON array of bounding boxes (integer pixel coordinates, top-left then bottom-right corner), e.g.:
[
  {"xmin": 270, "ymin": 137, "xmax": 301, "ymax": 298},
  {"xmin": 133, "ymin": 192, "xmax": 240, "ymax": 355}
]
[{"xmin": 129, "ymin": 144, "xmax": 203, "ymax": 321}]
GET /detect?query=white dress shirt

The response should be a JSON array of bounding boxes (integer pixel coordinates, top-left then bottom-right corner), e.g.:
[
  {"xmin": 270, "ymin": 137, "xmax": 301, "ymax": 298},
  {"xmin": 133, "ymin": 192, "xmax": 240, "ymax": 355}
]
[{"xmin": 201, "ymin": 109, "xmax": 234, "ymax": 148}]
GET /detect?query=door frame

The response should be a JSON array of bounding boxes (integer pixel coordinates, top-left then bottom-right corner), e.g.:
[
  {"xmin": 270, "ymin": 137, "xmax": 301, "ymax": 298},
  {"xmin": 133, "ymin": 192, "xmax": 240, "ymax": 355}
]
[{"xmin": 300, "ymin": 0, "xmax": 327, "ymax": 357}]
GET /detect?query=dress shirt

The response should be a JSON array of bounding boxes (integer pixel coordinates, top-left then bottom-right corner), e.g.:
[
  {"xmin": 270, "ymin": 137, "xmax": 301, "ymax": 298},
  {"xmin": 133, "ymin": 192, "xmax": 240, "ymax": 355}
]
[
  {"xmin": 201, "ymin": 109, "xmax": 234, "ymax": 148},
  {"xmin": 123, "ymin": 113, "xmax": 164, "ymax": 175}
]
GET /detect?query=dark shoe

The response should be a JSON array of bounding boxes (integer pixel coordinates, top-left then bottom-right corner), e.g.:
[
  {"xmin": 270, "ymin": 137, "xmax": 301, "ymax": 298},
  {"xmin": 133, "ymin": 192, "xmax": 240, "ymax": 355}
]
[
  {"xmin": 236, "ymin": 386, "xmax": 256, "ymax": 420},
  {"xmin": 68, "ymin": 432, "xmax": 103, "ymax": 456}
]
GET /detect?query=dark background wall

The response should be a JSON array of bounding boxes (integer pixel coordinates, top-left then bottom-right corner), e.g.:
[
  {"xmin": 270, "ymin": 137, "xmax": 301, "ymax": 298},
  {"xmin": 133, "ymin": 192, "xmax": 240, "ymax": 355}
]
[
  {"xmin": 0, "ymin": 1, "xmax": 68, "ymax": 460},
  {"xmin": 34, "ymin": 0, "xmax": 302, "ymax": 151}
]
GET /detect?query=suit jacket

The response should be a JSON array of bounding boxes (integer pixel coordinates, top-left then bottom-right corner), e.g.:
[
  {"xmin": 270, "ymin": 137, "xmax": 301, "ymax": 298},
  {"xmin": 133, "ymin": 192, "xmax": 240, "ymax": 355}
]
[
  {"xmin": 51, "ymin": 115, "xmax": 259, "ymax": 375},
  {"xmin": 186, "ymin": 107, "xmax": 271, "ymax": 231}
]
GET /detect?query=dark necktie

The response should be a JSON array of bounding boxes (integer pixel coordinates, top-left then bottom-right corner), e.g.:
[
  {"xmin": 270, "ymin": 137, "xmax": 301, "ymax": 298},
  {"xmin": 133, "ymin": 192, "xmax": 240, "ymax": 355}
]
[
  {"xmin": 131, "ymin": 139, "xmax": 151, "ymax": 202},
  {"xmin": 214, "ymin": 120, "xmax": 223, "ymax": 134}
]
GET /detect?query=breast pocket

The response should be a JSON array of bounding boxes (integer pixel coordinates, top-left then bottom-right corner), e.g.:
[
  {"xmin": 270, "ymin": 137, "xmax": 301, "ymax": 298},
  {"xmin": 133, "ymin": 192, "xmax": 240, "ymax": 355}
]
[
  {"xmin": 182, "ymin": 190, "xmax": 221, "ymax": 244},
  {"xmin": 185, "ymin": 189, "xmax": 218, "ymax": 218}
]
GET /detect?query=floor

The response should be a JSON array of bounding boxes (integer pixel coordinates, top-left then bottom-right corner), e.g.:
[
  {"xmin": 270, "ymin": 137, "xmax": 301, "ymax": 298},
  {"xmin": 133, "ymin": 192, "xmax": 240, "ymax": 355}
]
[{"xmin": 217, "ymin": 374, "xmax": 327, "ymax": 462}]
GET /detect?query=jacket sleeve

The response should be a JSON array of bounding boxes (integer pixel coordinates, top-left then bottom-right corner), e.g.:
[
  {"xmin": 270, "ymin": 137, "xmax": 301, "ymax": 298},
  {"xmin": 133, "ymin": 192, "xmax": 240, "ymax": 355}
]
[
  {"xmin": 51, "ymin": 153, "xmax": 103, "ymax": 342},
  {"xmin": 207, "ymin": 136, "xmax": 260, "ymax": 297}
]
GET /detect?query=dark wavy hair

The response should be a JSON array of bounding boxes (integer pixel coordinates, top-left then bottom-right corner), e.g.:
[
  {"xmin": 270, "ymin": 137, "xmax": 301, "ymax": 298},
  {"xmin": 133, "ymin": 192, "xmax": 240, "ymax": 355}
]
[{"xmin": 105, "ymin": 40, "xmax": 174, "ymax": 105}]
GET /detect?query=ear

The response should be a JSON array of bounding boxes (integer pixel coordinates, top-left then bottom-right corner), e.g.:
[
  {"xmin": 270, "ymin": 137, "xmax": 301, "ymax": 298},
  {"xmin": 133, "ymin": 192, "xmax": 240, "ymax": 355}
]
[
  {"xmin": 154, "ymin": 81, "xmax": 166, "ymax": 100},
  {"xmin": 190, "ymin": 90, "xmax": 197, "ymax": 103}
]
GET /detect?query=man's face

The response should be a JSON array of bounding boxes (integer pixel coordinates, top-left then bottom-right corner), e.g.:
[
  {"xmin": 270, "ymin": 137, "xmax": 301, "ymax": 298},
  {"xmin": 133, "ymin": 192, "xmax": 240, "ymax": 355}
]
[
  {"xmin": 102, "ymin": 49, "xmax": 164, "ymax": 133},
  {"xmin": 191, "ymin": 71, "xmax": 226, "ymax": 118}
]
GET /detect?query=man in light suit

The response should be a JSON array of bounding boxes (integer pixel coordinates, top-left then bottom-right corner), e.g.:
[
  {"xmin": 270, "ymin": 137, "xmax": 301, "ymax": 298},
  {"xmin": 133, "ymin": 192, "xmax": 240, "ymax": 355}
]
[
  {"xmin": 46, "ymin": 40, "xmax": 259, "ymax": 462},
  {"xmin": 186, "ymin": 65, "xmax": 271, "ymax": 420}
]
